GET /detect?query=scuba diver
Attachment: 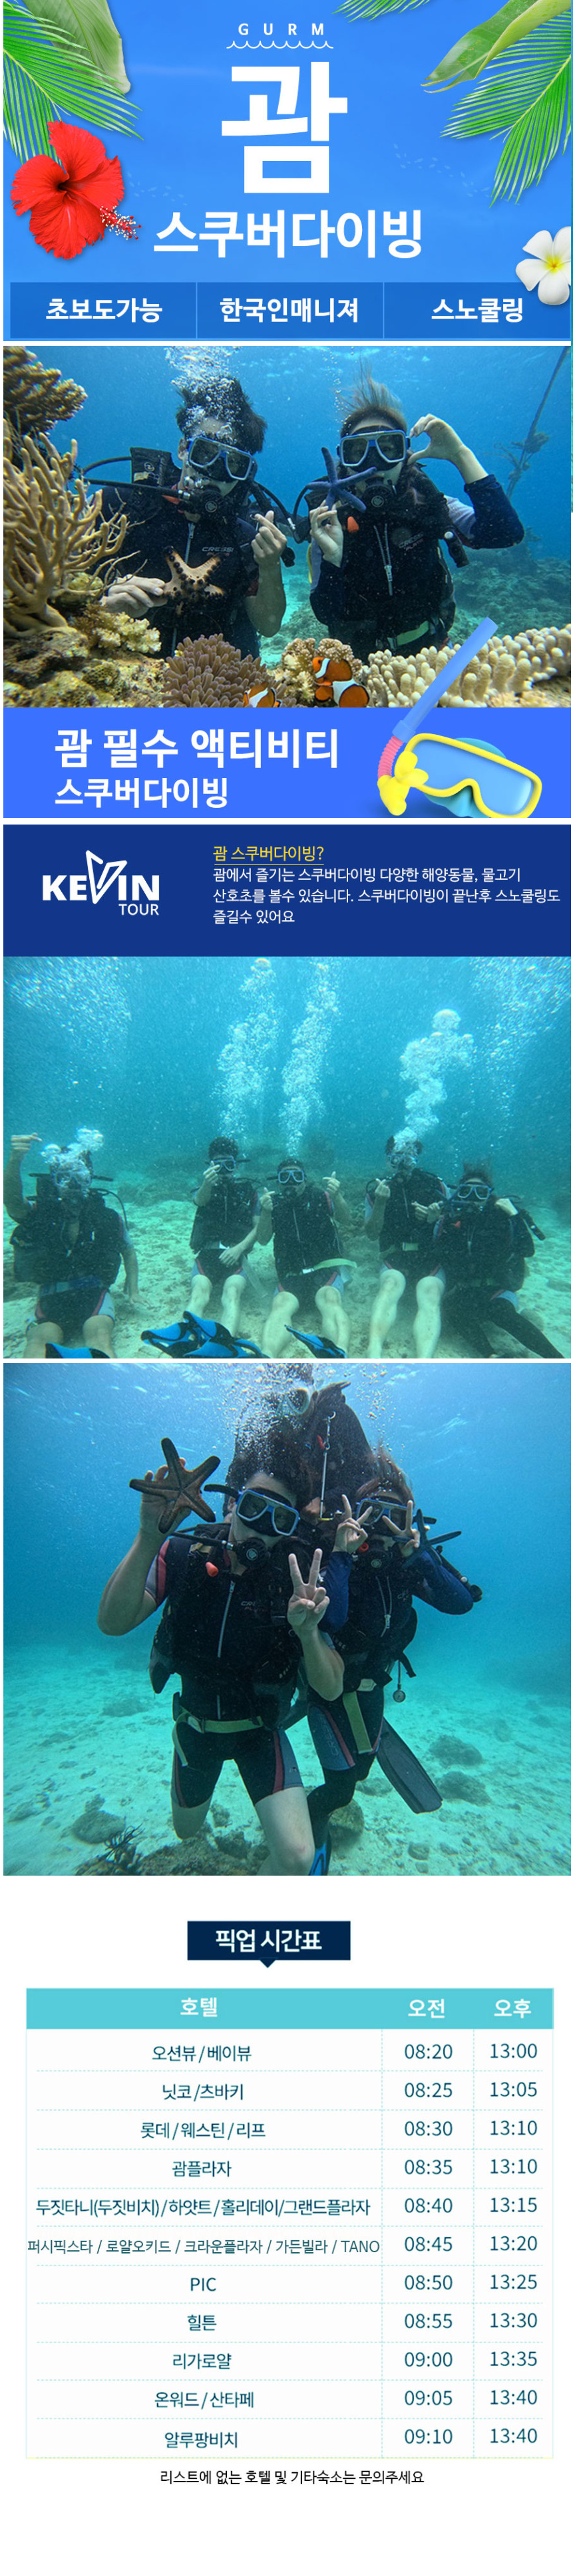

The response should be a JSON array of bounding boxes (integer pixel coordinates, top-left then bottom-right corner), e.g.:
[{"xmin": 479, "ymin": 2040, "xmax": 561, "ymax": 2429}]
[
  {"xmin": 434, "ymin": 1165, "xmax": 563, "ymax": 1359},
  {"xmin": 3, "ymin": 1129, "xmax": 138, "ymax": 1356},
  {"xmin": 100, "ymin": 372, "xmax": 292, "ymax": 654},
  {"xmin": 190, "ymin": 1135, "xmax": 260, "ymax": 1340},
  {"xmin": 256, "ymin": 1160, "xmax": 351, "ymax": 1358},
  {"xmin": 298, "ymin": 1440, "xmax": 481, "ymax": 1855},
  {"xmin": 365, "ymin": 1136, "xmax": 447, "ymax": 1357},
  {"xmin": 295, "ymin": 366, "xmax": 524, "ymax": 661},
  {"xmin": 98, "ymin": 1422, "xmax": 367, "ymax": 1875}
]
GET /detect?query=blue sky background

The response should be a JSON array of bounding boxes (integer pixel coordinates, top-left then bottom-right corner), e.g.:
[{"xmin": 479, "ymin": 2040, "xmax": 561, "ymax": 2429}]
[{"xmin": 4, "ymin": 2, "xmax": 572, "ymax": 297}]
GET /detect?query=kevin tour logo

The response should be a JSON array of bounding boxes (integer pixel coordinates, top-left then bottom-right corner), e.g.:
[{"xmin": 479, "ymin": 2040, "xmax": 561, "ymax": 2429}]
[{"xmin": 43, "ymin": 852, "xmax": 159, "ymax": 916}]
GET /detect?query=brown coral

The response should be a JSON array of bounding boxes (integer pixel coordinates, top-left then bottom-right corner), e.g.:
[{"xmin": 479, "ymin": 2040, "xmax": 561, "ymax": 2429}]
[
  {"xmin": 363, "ymin": 627, "xmax": 570, "ymax": 711},
  {"xmin": 4, "ymin": 428, "xmax": 128, "ymax": 641},
  {"xmin": 271, "ymin": 634, "xmax": 363, "ymax": 705},
  {"xmin": 3, "ymin": 346, "xmax": 87, "ymax": 440},
  {"xmin": 5, "ymin": 607, "xmax": 162, "ymax": 707},
  {"xmin": 160, "ymin": 631, "xmax": 269, "ymax": 708}
]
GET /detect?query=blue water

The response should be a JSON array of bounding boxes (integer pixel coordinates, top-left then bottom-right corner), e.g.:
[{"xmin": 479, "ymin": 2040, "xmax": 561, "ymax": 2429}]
[
  {"xmin": 3, "ymin": 951, "xmax": 570, "ymax": 1204},
  {"xmin": 3, "ymin": 1358, "xmax": 570, "ymax": 1877},
  {"xmin": 42, "ymin": 340, "xmax": 571, "ymax": 567}
]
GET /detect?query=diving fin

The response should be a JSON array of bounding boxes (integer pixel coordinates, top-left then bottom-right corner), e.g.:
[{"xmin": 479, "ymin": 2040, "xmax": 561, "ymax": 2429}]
[
  {"xmin": 141, "ymin": 1313, "xmax": 263, "ymax": 1358},
  {"xmin": 376, "ymin": 1720, "xmax": 442, "ymax": 1815},
  {"xmin": 287, "ymin": 1326, "xmax": 347, "ymax": 1359},
  {"xmin": 45, "ymin": 1343, "xmax": 108, "ymax": 1358},
  {"xmin": 309, "ymin": 1832, "xmax": 332, "ymax": 1874}
]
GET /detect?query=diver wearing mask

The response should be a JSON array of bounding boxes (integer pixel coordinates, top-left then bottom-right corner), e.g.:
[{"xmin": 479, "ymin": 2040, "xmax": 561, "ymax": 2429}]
[
  {"xmin": 365, "ymin": 1134, "xmax": 447, "ymax": 1358},
  {"xmin": 189, "ymin": 1134, "xmax": 260, "ymax": 1339},
  {"xmin": 299, "ymin": 1444, "xmax": 481, "ymax": 1853},
  {"xmin": 97, "ymin": 1423, "xmax": 353, "ymax": 1874},
  {"xmin": 299, "ymin": 369, "xmax": 524, "ymax": 661},
  {"xmin": 435, "ymin": 1165, "xmax": 562, "ymax": 1358},
  {"xmin": 4, "ymin": 1128, "xmax": 137, "ymax": 1356},
  {"xmin": 257, "ymin": 1160, "xmax": 351, "ymax": 1358},
  {"xmin": 100, "ymin": 374, "xmax": 293, "ymax": 654}
]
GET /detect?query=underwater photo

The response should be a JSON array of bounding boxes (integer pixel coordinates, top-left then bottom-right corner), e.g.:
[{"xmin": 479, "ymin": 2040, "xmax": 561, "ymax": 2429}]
[
  {"xmin": 3, "ymin": 1357, "xmax": 570, "ymax": 1882},
  {"xmin": 3, "ymin": 952, "xmax": 570, "ymax": 1362},
  {"xmin": 5, "ymin": 340, "xmax": 570, "ymax": 711}
]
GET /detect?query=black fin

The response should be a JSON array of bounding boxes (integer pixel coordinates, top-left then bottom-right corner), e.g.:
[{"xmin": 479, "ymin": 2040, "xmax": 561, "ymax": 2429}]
[{"xmin": 376, "ymin": 1721, "xmax": 443, "ymax": 1814}]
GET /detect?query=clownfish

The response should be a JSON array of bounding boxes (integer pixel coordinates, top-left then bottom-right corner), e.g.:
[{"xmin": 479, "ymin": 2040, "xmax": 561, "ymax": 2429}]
[
  {"xmin": 312, "ymin": 653, "xmax": 369, "ymax": 709},
  {"xmin": 242, "ymin": 684, "xmax": 278, "ymax": 708}
]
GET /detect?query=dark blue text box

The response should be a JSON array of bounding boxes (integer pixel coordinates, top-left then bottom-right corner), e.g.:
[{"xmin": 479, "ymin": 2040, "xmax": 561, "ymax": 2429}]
[
  {"xmin": 187, "ymin": 1922, "xmax": 351, "ymax": 1970},
  {"xmin": 3, "ymin": 824, "xmax": 570, "ymax": 961}
]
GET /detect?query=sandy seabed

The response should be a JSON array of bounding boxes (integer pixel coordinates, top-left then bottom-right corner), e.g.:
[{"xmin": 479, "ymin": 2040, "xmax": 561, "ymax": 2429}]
[
  {"xmin": 4, "ymin": 1641, "xmax": 570, "ymax": 1880},
  {"xmin": 3, "ymin": 1196, "xmax": 570, "ymax": 1360}
]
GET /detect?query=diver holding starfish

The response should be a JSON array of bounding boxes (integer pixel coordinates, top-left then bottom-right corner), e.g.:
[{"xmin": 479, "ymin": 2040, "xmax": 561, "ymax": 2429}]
[{"xmin": 98, "ymin": 1422, "xmax": 365, "ymax": 1873}]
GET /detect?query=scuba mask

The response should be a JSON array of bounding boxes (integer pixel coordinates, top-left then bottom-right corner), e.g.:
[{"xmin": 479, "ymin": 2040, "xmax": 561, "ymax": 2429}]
[
  {"xmin": 388, "ymin": 1142, "xmax": 421, "ymax": 1179},
  {"xmin": 277, "ymin": 1161, "xmax": 305, "ymax": 1196},
  {"xmin": 211, "ymin": 1153, "xmax": 238, "ymax": 1178},
  {"xmin": 186, "ymin": 436, "xmax": 254, "ymax": 484},
  {"xmin": 235, "ymin": 1487, "xmax": 300, "ymax": 1541},
  {"xmin": 356, "ymin": 1492, "xmax": 413, "ymax": 1532},
  {"xmin": 452, "ymin": 1179, "xmax": 492, "ymax": 1210},
  {"xmin": 339, "ymin": 428, "xmax": 409, "ymax": 473}
]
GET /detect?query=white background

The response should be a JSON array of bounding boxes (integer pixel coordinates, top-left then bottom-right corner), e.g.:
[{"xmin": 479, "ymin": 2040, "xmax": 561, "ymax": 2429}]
[{"xmin": 3, "ymin": 1866, "xmax": 571, "ymax": 2576}]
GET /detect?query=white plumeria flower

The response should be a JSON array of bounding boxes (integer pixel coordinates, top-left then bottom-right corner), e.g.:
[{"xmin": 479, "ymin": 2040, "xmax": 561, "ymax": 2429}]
[{"xmin": 516, "ymin": 229, "xmax": 571, "ymax": 305}]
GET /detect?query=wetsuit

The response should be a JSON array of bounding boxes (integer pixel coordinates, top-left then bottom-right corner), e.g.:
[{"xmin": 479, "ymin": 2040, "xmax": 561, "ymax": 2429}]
[
  {"xmin": 270, "ymin": 1186, "xmax": 342, "ymax": 1300},
  {"xmin": 365, "ymin": 1168, "xmax": 447, "ymax": 1281},
  {"xmin": 9, "ymin": 1187, "xmax": 129, "ymax": 1337},
  {"xmin": 102, "ymin": 471, "xmax": 281, "ymax": 656},
  {"xmin": 309, "ymin": 467, "xmax": 524, "ymax": 660},
  {"xmin": 305, "ymin": 1529, "xmax": 480, "ymax": 1841},
  {"xmin": 435, "ymin": 1194, "xmax": 562, "ymax": 1358},
  {"xmin": 145, "ymin": 1521, "xmax": 349, "ymax": 1819},
  {"xmin": 191, "ymin": 1176, "xmax": 259, "ymax": 1288}
]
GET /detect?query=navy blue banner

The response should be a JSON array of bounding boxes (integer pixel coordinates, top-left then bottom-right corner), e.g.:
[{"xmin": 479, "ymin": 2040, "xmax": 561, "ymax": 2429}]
[
  {"xmin": 4, "ymin": 707, "xmax": 570, "ymax": 827},
  {"xmin": 3, "ymin": 825, "xmax": 569, "ymax": 960},
  {"xmin": 187, "ymin": 1923, "xmax": 351, "ymax": 1971}
]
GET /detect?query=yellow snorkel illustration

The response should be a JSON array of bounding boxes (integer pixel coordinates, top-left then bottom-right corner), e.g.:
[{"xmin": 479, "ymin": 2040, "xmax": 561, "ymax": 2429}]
[{"xmin": 377, "ymin": 620, "xmax": 542, "ymax": 819}]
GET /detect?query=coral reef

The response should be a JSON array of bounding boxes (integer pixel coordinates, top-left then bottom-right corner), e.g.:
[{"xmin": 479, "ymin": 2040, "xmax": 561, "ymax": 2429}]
[
  {"xmin": 159, "ymin": 630, "xmax": 268, "ymax": 707},
  {"xmin": 5, "ymin": 604, "xmax": 161, "ymax": 706},
  {"xmin": 93, "ymin": 1829, "xmax": 144, "ymax": 1874},
  {"xmin": 271, "ymin": 634, "xmax": 363, "ymax": 704},
  {"xmin": 71, "ymin": 1793, "xmax": 124, "ymax": 1845},
  {"xmin": 362, "ymin": 627, "xmax": 570, "ymax": 710},
  {"xmin": 4, "ymin": 428, "xmax": 128, "ymax": 640},
  {"xmin": 4, "ymin": 345, "xmax": 87, "ymax": 442}
]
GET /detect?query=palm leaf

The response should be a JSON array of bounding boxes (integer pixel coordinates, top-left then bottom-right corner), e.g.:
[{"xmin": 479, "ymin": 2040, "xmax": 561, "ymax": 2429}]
[
  {"xmin": 445, "ymin": 11, "xmax": 570, "ymax": 127},
  {"xmin": 426, "ymin": 0, "xmax": 566, "ymax": 89},
  {"xmin": 4, "ymin": 1, "xmax": 138, "ymax": 155},
  {"xmin": 490, "ymin": 56, "xmax": 570, "ymax": 188},
  {"xmin": 339, "ymin": 1, "xmax": 430, "ymax": 19},
  {"xmin": 25, "ymin": 0, "xmax": 130, "ymax": 94}
]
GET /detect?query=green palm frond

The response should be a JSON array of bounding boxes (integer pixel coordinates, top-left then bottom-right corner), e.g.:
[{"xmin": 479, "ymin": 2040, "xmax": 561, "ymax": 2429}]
[
  {"xmin": 443, "ymin": 14, "xmax": 571, "ymax": 195},
  {"xmin": 339, "ymin": 0, "xmax": 430, "ymax": 19},
  {"xmin": 4, "ymin": 2, "xmax": 138, "ymax": 158}
]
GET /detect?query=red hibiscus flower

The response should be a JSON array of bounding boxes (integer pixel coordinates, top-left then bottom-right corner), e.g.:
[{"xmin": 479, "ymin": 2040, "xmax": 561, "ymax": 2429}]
[{"xmin": 11, "ymin": 122, "xmax": 123, "ymax": 259}]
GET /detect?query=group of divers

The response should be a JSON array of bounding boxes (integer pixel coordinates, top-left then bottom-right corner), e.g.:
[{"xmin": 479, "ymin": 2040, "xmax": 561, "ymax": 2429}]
[
  {"xmin": 93, "ymin": 364, "xmax": 526, "ymax": 668},
  {"xmin": 98, "ymin": 1380, "xmax": 483, "ymax": 1874},
  {"xmin": 3, "ymin": 1125, "xmax": 562, "ymax": 1360}
]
